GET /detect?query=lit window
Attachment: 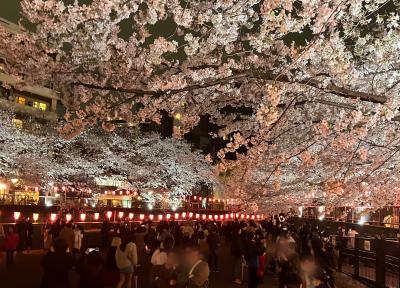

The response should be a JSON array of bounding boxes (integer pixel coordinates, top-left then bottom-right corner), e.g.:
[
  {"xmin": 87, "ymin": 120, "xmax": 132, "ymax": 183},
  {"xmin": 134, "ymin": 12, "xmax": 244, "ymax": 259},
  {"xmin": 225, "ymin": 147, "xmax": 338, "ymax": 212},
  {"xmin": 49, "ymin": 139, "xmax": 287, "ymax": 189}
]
[
  {"xmin": 16, "ymin": 96, "xmax": 26, "ymax": 105},
  {"xmin": 33, "ymin": 101, "xmax": 47, "ymax": 111},
  {"xmin": 12, "ymin": 118, "xmax": 23, "ymax": 128}
]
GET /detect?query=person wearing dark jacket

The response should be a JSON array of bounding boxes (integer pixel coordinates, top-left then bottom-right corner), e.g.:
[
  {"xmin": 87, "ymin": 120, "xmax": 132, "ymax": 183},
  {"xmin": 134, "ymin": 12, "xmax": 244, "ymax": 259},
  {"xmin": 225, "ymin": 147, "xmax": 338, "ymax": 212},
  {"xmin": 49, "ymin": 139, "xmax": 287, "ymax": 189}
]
[
  {"xmin": 206, "ymin": 227, "xmax": 220, "ymax": 272},
  {"xmin": 245, "ymin": 232, "xmax": 263, "ymax": 288},
  {"xmin": 230, "ymin": 227, "xmax": 245, "ymax": 284},
  {"xmin": 40, "ymin": 237, "xmax": 73, "ymax": 288},
  {"xmin": 78, "ymin": 250, "xmax": 105, "ymax": 288}
]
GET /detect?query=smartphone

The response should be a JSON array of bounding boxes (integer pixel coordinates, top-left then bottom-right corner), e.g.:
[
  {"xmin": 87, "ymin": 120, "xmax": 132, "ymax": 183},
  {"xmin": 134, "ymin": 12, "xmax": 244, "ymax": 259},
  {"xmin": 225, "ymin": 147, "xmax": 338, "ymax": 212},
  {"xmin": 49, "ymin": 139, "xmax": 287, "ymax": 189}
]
[{"xmin": 86, "ymin": 247, "xmax": 99, "ymax": 254}]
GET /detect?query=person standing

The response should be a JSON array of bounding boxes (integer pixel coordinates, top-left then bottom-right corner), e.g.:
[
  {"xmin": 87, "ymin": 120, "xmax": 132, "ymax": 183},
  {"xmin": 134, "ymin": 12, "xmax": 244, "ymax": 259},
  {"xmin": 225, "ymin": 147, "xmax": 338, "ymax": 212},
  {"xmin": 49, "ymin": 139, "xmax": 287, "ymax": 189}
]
[
  {"xmin": 40, "ymin": 237, "xmax": 73, "ymax": 288},
  {"xmin": 16, "ymin": 217, "xmax": 27, "ymax": 253},
  {"xmin": 178, "ymin": 244, "xmax": 210, "ymax": 288},
  {"xmin": 59, "ymin": 222, "xmax": 75, "ymax": 253},
  {"xmin": 206, "ymin": 227, "xmax": 220, "ymax": 272},
  {"xmin": 245, "ymin": 232, "xmax": 262, "ymax": 288},
  {"xmin": 4, "ymin": 226, "xmax": 19, "ymax": 267},
  {"xmin": 230, "ymin": 227, "xmax": 245, "ymax": 284},
  {"xmin": 26, "ymin": 217, "xmax": 34, "ymax": 253},
  {"xmin": 115, "ymin": 236, "xmax": 138, "ymax": 288},
  {"xmin": 74, "ymin": 224, "xmax": 84, "ymax": 252}
]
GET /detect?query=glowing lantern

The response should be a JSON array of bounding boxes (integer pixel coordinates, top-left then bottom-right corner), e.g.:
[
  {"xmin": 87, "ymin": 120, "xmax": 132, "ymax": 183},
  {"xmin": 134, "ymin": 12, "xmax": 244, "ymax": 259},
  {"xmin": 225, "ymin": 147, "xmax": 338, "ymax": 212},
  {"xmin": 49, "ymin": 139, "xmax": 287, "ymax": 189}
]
[
  {"xmin": 106, "ymin": 211, "xmax": 112, "ymax": 219},
  {"xmin": 247, "ymin": 215, "xmax": 250, "ymax": 219},
  {"xmin": 251, "ymin": 215, "xmax": 255, "ymax": 220},
  {"xmin": 214, "ymin": 215, "xmax": 218, "ymax": 220},
  {"xmin": 50, "ymin": 213, "xmax": 57, "ymax": 222},
  {"xmin": 194, "ymin": 196, "xmax": 197, "ymax": 200},
  {"xmin": 33, "ymin": 213, "xmax": 39, "ymax": 222},
  {"xmin": 14, "ymin": 211, "xmax": 21, "ymax": 221},
  {"xmin": 240, "ymin": 214, "xmax": 245, "ymax": 219},
  {"xmin": 174, "ymin": 213, "xmax": 179, "ymax": 219},
  {"xmin": 182, "ymin": 212, "xmax": 187, "ymax": 218},
  {"xmin": 149, "ymin": 214, "xmax": 154, "ymax": 220},
  {"xmin": 105, "ymin": 191, "xmax": 108, "ymax": 195},
  {"xmin": 94, "ymin": 213, "xmax": 100, "ymax": 220},
  {"xmin": 129, "ymin": 213, "xmax": 134, "ymax": 220},
  {"xmin": 118, "ymin": 211, "xmax": 124, "ymax": 219},
  {"xmin": 139, "ymin": 214, "xmax": 145, "ymax": 220},
  {"xmin": 66, "ymin": 214, "xmax": 72, "ymax": 222},
  {"xmin": 225, "ymin": 214, "xmax": 229, "ymax": 219},
  {"xmin": 35, "ymin": 186, "xmax": 39, "ymax": 192},
  {"xmin": 158, "ymin": 215, "xmax": 163, "ymax": 221},
  {"xmin": 208, "ymin": 215, "xmax": 213, "ymax": 220},
  {"xmin": 189, "ymin": 212, "xmax": 193, "ymax": 218},
  {"xmin": 235, "ymin": 213, "xmax": 239, "ymax": 218},
  {"xmin": 199, "ymin": 197, "xmax": 202, "ymax": 200},
  {"xmin": 195, "ymin": 213, "xmax": 200, "ymax": 219},
  {"xmin": 166, "ymin": 214, "xmax": 171, "ymax": 220},
  {"xmin": 112, "ymin": 191, "xmax": 115, "ymax": 195},
  {"xmin": 230, "ymin": 213, "xmax": 234, "ymax": 218},
  {"xmin": 80, "ymin": 213, "xmax": 86, "ymax": 221},
  {"xmin": 220, "ymin": 215, "xmax": 224, "ymax": 220},
  {"xmin": 54, "ymin": 187, "xmax": 58, "ymax": 192},
  {"xmin": 257, "ymin": 215, "xmax": 260, "ymax": 220},
  {"xmin": 62, "ymin": 186, "xmax": 66, "ymax": 191},
  {"xmin": 202, "ymin": 214, "xmax": 206, "ymax": 220}
]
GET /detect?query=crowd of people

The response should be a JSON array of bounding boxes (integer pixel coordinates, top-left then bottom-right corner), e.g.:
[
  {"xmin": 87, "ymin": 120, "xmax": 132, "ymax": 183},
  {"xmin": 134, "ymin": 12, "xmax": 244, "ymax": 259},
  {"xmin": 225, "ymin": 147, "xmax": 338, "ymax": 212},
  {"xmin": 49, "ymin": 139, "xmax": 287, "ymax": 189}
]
[{"xmin": 0, "ymin": 215, "xmax": 364, "ymax": 288}]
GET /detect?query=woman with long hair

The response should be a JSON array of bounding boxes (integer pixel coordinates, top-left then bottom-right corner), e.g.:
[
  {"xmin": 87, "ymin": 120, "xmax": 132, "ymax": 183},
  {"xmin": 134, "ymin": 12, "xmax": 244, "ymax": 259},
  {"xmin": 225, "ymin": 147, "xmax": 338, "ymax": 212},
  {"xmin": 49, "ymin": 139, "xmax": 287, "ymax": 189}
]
[{"xmin": 115, "ymin": 235, "xmax": 137, "ymax": 288}]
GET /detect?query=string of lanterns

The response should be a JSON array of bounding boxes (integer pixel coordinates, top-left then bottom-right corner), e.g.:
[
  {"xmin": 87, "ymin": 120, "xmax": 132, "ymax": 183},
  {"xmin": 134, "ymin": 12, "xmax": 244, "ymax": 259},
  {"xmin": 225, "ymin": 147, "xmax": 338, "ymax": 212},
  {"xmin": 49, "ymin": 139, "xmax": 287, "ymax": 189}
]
[{"xmin": 11, "ymin": 211, "xmax": 265, "ymax": 223}]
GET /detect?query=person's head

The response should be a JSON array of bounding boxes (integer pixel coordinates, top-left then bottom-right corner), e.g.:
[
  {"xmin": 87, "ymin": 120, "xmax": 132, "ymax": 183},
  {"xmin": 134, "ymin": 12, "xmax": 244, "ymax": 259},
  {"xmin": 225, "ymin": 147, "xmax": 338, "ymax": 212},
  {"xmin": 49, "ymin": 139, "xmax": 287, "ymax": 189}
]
[
  {"xmin": 163, "ymin": 236, "xmax": 174, "ymax": 251},
  {"xmin": 247, "ymin": 231, "xmax": 255, "ymax": 241},
  {"xmin": 300, "ymin": 254, "xmax": 316, "ymax": 274},
  {"xmin": 184, "ymin": 244, "xmax": 201, "ymax": 266},
  {"xmin": 53, "ymin": 237, "xmax": 68, "ymax": 254},
  {"xmin": 282, "ymin": 273, "xmax": 303, "ymax": 288}
]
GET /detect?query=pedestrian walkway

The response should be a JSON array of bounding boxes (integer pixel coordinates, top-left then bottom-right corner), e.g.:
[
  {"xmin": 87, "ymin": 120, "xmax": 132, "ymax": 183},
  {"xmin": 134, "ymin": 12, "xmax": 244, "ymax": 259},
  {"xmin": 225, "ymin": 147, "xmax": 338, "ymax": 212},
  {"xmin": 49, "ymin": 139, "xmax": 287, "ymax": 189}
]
[{"xmin": 0, "ymin": 248, "xmax": 367, "ymax": 288}]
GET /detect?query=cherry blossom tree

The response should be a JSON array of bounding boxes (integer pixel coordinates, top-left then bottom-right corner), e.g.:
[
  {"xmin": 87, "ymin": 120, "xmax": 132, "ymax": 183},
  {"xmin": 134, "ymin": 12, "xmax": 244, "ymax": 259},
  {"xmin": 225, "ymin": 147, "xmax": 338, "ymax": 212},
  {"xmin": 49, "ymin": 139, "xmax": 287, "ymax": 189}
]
[
  {"xmin": 0, "ymin": 110, "xmax": 218, "ymax": 195},
  {"xmin": 1, "ymin": 0, "xmax": 400, "ymax": 211}
]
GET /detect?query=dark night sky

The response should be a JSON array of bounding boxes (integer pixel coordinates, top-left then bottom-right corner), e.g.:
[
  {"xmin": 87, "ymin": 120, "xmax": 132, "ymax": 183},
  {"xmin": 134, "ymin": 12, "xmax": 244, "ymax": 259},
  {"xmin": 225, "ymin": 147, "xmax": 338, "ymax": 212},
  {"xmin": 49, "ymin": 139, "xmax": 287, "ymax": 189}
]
[{"xmin": 0, "ymin": 1, "xmax": 20, "ymax": 23}]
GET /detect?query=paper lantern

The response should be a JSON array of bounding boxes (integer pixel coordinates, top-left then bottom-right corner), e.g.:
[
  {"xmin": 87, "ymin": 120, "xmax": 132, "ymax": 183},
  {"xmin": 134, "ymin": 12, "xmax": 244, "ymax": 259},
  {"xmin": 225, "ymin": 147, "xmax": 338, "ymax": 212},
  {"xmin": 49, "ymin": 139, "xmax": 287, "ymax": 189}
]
[
  {"xmin": 182, "ymin": 212, "xmax": 187, "ymax": 218},
  {"xmin": 118, "ymin": 211, "xmax": 124, "ymax": 219},
  {"xmin": 106, "ymin": 211, "xmax": 112, "ymax": 219},
  {"xmin": 195, "ymin": 213, "xmax": 200, "ymax": 219},
  {"xmin": 174, "ymin": 213, "xmax": 179, "ymax": 219},
  {"xmin": 14, "ymin": 211, "xmax": 21, "ymax": 221},
  {"xmin": 189, "ymin": 212, "xmax": 193, "ymax": 218},
  {"xmin": 166, "ymin": 214, "xmax": 171, "ymax": 220},
  {"xmin": 256, "ymin": 215, "xmax": 260, "ymax": 220},
  {"xmin": 202, "ymin": 214, "xmax": 206, "ymax": 220},
  {"xmin": 194, "ymin": 196, "xmax": 197, "ymax": 200},
  {"xmin": 251, "ymin": 215, "xmax": 255, "ymax": 220},
  {"xmin": 50, "ymin": 213, "xmax": 57, "ymax": 222},
  {"xmin": 129, "ymin": 213, "xmax": 134, "ymax": 220},
  {"xmin": 208, "ymin": 215, "xmax": 213, "ymax": 220},
  {"xmin": 80, "ymin": 213, "xmax": 86, "ymax": 221},
  {"xmin": 214, "ymin": 215, "xmax": 218, "ymax": 220},
  {"xmin": 225, "ymin": 214, "xmax": 230, "ymax": 219},
  {"xmin": 230, "ymin": 213, "xmax": 234, "ymax": 219},
  {"xmin": 33, "ymin": 213, "xmax": 39, "ymax": 222},
  {"xmin": 240, "ymin": 214, "xmax": 245, "ymax": 219},
  {"xmin": 139, "ymin": 214, "xmax": 145, "ymax": 220},
  {"xmin": 149, "ymin": 214, "xmax": 154, "ymax": 220},
  {"xmin": 66, "ymin": 214, "xmax": 72, "ymax": 222},
  {"xmin": 235, "ymin": 213, "xmax": 239, "ymax": 218},
  {"xmin": 158, "ymin": 214, "xmax": 163, "ymax": 221},
  {"xmin": 94, "ymin": 213, "xmax": 100, "ymax": 220}
]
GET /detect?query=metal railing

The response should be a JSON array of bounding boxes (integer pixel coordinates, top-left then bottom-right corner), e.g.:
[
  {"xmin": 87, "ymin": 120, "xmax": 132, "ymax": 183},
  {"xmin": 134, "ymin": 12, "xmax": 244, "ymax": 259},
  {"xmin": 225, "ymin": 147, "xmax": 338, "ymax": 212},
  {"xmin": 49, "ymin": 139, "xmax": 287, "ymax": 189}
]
[{"xmin": 332, "ymin": 235, "xmax": 400, "ymax": 288}]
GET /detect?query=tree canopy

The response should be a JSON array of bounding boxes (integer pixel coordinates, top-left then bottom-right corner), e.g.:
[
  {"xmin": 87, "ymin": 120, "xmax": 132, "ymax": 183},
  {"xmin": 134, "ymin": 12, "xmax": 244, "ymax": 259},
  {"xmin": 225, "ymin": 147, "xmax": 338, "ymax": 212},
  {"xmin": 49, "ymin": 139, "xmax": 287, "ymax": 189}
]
[{"xmin": 1, "ymin": 0, "xmax": 400, "ymax": 211}]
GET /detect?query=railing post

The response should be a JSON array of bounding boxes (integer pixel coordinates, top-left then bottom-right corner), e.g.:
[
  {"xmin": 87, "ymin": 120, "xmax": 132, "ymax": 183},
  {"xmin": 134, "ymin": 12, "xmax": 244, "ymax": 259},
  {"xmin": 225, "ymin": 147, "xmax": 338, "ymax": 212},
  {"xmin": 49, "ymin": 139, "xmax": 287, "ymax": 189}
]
[
  {"xmin": 375, "ymin": 236, "xmax": 386, "ymax": 288},
  {"xmin": 338, "ymin": 235, "xmax": 343, "ymax": 272},
  {"xmin": 354, "ymin": 235, "xmax": 360, "ymax": 278}
]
